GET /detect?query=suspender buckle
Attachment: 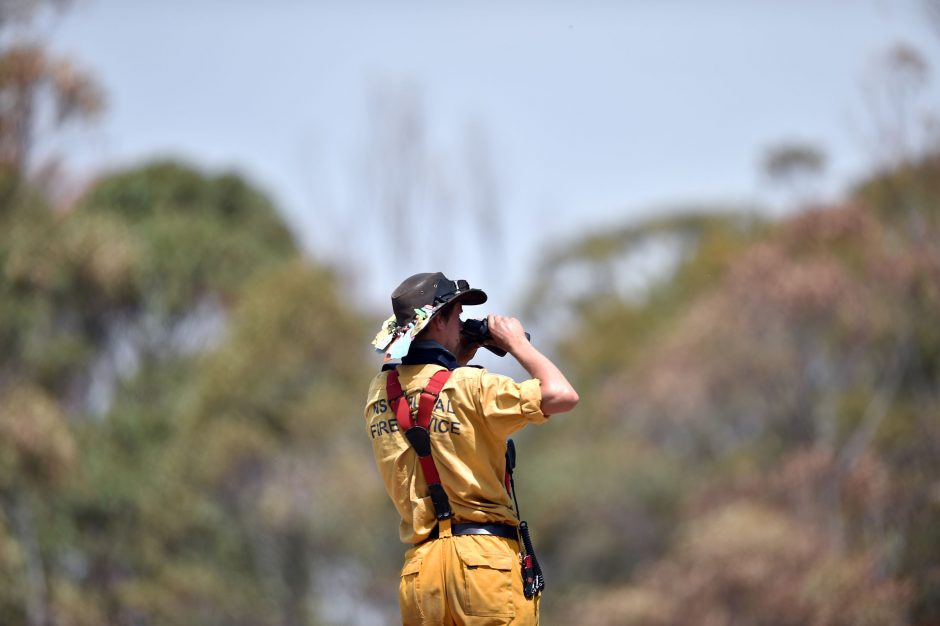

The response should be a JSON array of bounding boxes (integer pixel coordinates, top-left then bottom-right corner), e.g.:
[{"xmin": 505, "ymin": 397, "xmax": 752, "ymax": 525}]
[
  {"xmin": 404, "ymin": 426, "xmax": 432, "ymax": 457},
  {"xmin": 428, "ymin": 484, "xmax": 453, "ymax": 520}
]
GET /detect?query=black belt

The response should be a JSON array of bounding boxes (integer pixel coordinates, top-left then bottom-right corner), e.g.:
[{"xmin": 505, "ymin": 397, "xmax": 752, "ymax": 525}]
[{"xmin": 424, "ymin": 522, "xmax": 518, "ymax": 542}]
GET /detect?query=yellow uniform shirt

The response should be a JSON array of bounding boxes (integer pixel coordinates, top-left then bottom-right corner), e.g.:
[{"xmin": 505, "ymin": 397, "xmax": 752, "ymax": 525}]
[{"xmin": 364, "ymin": 364, "xmax": 547, "ymax": 544}]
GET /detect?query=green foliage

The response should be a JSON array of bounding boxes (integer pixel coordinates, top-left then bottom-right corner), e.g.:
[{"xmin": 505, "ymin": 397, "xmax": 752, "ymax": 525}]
[
  {"xmin": 524, "ymin": 437, "xmax": 685, "ymax": 587},
  {"xmin": 49, "ymin": 258, "xmax": 390, "ymax": 624},
  {"xmin": 78, "ymin": 161, "xmax": 297, "ymax": 315},
  {"xmin": 144, "ymin": 262, "xmax": 390, "ymax": 621},
  {"xmin": 853, "ymin": 148, "xmax": 940, "ymax": 230},
  {"xmin": 0, "ymin": 156, "xmax": 387, "ymax": 624},
  {"xmin": 1, "ymin": 209, "xmax": 138, "ymax": 393}
]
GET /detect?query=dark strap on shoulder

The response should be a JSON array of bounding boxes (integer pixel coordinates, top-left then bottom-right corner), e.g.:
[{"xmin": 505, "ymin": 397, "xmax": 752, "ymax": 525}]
[{"xmin": 386, "ymin": 368, "xmax": 454, "ymax": 520}]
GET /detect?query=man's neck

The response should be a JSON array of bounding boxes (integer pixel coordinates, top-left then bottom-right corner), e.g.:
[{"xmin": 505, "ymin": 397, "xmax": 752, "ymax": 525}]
[{"xmin": 401, "ymin": 340, "xmax": 458, "ymax": 370}]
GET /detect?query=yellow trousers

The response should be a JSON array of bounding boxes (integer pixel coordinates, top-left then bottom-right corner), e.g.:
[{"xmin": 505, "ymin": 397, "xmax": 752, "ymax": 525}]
[{"xmin": 399, "ymin": 524, "xmax": 540, "ymax": 626}]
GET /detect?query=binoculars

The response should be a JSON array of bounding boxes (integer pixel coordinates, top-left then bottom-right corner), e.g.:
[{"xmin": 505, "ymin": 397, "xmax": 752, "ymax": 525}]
[{"xmin": 461, "ymin": 318, "xmax": 531, "ymax": 357}]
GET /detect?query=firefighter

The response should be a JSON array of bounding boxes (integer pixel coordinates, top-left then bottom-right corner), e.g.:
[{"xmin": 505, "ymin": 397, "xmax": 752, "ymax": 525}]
[{"xmin": 365, "ymin": 272, "xmax": 578, "ymax": 625}]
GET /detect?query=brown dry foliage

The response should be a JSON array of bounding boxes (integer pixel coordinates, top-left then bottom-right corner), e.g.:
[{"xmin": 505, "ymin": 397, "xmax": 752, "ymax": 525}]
[{"xmin": 0, "ymin": 384, "xmax": 75, "ymax": 488}]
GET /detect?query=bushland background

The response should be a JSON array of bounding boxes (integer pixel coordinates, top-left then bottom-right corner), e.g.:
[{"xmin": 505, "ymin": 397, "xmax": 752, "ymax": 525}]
[{"xmin": 1, "ymin": 1, "xmax": 939, "ymax": 625}]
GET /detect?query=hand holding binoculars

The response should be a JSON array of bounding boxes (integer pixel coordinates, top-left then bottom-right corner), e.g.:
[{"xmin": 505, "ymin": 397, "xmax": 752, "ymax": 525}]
[{"xmin": 460, "ymin": 318, "xmax": 531, "ymax": 357}]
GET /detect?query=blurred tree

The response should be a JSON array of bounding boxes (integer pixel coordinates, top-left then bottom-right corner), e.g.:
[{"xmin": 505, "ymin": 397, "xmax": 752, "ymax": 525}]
[
  {"xmin": 462, "ymin": 119, "xmax": 505, "ymax": 280},
  {"xmin": 565, "ymin": 500, "xmax": 908, "ymax": 626},
  {"xmin": 524, "ymin": 209, "xmax": 766, "ymax": 389},
  {"xmin": 0, "ymin": 3, "xmax": 107, "ymax": 622},
  {"xmin": 762, "ymin": 141, "xmax": 827, "ymax": 209},
  {"xmin": 0, "ymin": 0, "xmax": 104, "ymax": 189},
  {"xmin": 360, "ymin": 80, "xmax": 435, "ymax": 273},
  {"xmin": 525, "ymin": 149, "xmax": 940, "ymax": 624},
  {"xmin": 860, "ymin": 41, "xmax": 931, "ymax": 167},
  {"xmin": 0, "ymin": 41, "xmax": 103, "ymax": 178},
  {"xmin": 47, "ymin": 165, "xmax": 351, "ymax": 626},
  {"xmin": 854, "ymin": 146, "xmax": 940, "ymax": 243},
  {"xmin": 355, "ymin": 80, "xmax": 506, "ymax": 297},
  {"xmin": 154, "ymin": 262, "xmax": 381, "ymax": 624},
  {"xmin": 67, "ymin": 262, "xmax": 386, "ymax": 626},
  {"xmin": 0, "ymin": 383, "xmax": 74, "ymax": 626},
  {"xmin": 1, "ymin": 205, "xmax": 139, "ymax": 400},
  {"xmin": 77, "ymin": 160, "xmax": 297, "ymax": 314},
  {"xmin": 65, "ymin": 161, "xmax": 298, "ymax": 414},
  {"xmin": 519, "ymin": 208, "xmax": 766, "ymax": 600},
  {"xmin": 0, "ymin": 150, "xmax": 357, "ymax": 624}
]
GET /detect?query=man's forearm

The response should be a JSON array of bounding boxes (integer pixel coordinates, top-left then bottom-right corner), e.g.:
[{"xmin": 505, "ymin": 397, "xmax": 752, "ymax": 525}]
[{"xmin": 509, "ymin": 341, "xmax": 579, "ymax": 415}]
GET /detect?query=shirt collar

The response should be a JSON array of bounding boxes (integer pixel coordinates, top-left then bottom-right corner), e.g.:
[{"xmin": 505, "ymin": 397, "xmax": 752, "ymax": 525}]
[{"xmin": 401, "ymin": 340, "xmax": 458, "ymax": 370}]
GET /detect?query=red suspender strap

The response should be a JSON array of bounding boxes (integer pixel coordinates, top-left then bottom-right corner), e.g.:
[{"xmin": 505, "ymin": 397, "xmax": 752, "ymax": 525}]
[
  {"xmin": 386, "ymin": 368, "xmax": 454, "ymax": 520},
  {"xmin": 414, "ymin": 370, "xmax": 452, "ymax": 487},
  {"xmin": 418, "ymin": 370, "xmax": 451, "ymax": 430},
  {"xmin": 386, "ymin": 370, "xmax": 412, "ymax": 429}
]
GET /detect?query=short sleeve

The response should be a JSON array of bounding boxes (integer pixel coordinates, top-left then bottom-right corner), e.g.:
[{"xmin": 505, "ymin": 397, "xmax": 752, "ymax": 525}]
[{"xmin": 477, "ymin": 371, "xmax": 547, "ymax": 437}]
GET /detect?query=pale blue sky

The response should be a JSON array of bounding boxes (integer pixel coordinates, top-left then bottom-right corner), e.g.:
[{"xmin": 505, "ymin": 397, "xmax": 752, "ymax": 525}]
[{"xmin": 44, "ymin": 0, "xmax": 940, "ymax": 314}]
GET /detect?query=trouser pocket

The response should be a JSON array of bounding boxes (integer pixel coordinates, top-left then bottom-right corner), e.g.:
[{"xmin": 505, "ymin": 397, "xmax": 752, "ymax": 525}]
[
  {"xmin": 399, "ymin": 555, "xmax": 423, "ymax": 625},
  {"xmin": 454, "ymin": 540, "xmax": 515, "ymax": 618}
]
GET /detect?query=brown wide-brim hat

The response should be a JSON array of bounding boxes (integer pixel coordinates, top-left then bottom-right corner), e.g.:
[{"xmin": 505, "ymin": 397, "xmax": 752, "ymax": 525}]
[{"xmin": 372, "ymin": 272, "xmax": 487, "ymax": 360}]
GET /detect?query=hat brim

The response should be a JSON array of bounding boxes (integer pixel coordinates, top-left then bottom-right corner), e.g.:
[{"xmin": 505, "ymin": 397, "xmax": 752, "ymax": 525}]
[
  {"xmin": 447, "ymin": 287, "xmax": 487, "ymax": 307},
  {"xmin": 371, "ymin": 287, "xmax": 487, "ymax": 361}
]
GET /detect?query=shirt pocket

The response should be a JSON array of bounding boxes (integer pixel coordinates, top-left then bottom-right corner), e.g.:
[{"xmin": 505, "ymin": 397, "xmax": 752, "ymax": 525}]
[{"xmin": 454, "ymin": 540, "xmax": 516, "ymax": 618}]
